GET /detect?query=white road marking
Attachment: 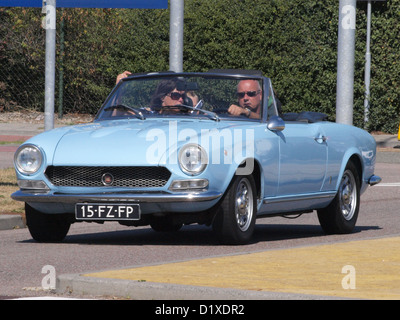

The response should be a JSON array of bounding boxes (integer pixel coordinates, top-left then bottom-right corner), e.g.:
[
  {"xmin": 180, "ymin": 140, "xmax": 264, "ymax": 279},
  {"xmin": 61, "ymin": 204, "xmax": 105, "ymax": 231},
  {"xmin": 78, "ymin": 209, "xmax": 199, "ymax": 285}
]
[
  {"xmin": 11, "ymin": 297, "xmax": 87, "ymax": 300},
  {"xmin": 376, "ymin": 183, "xmax": 400, "ymax": 187}
]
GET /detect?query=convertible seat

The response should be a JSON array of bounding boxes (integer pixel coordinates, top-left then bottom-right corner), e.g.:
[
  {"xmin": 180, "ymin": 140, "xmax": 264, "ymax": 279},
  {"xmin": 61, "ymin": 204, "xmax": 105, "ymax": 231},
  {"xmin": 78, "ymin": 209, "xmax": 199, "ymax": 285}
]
[{"xmin": 282, "ymin": 111, "xmax": 329, "ymax": 123}]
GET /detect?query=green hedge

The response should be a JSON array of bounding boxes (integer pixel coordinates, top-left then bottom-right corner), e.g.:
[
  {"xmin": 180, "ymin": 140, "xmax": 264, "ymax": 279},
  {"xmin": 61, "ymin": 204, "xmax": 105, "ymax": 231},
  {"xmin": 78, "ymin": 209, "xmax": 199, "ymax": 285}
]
[{"xmin": 0, "ymin": 0, "xmax": 398, "ymax": 133}]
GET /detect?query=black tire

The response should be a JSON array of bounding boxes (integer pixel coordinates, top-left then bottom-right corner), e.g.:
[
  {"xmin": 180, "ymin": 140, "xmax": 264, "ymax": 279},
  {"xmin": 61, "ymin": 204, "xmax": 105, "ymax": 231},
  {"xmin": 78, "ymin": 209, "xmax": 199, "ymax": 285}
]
[
  {"xmin": 317, "ymin": 162, "xmax": 360, "ymax": 234},
  {"xmin": 25, "ymin": 203, "xmax": 71, "ymax": 242},
  {"xmin": 212, "ymin": 175, "xmax": 257, "ymax": 244}
]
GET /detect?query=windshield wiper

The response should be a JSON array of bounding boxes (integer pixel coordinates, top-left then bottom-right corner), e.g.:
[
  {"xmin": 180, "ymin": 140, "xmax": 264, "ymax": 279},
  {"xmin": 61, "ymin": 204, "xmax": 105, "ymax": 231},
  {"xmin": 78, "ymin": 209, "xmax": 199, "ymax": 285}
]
[
  {"xmin": 104, "ymin": 104, "xmax": 146, "ymax": 120},
  {"xmin": 162, "ymin": 103, "xmax": 220, "ymax": 122}
]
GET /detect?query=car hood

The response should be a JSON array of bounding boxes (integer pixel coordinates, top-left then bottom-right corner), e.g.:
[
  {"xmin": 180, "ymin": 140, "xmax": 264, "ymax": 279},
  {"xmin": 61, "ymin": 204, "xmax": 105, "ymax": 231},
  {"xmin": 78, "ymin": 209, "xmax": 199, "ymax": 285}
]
[{"xmin": 50, "ymin": 119, "xmax": 250, "ymax": 166}]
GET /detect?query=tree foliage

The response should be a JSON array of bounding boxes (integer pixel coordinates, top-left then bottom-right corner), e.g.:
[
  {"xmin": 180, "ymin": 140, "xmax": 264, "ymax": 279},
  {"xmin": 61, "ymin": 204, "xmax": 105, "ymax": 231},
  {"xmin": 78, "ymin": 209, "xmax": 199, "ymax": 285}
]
[{"xmin": 0, "ymin": 0, "xmax": 398, "ymax": 132}]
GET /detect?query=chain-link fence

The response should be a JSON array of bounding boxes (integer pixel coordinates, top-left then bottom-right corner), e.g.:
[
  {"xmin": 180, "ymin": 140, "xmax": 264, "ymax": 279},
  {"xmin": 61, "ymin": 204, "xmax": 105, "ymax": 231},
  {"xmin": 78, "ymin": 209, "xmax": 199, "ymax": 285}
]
[
  {"xmin": 0, "ymin": 8, "xmax": 46, "ymax": 113},
  {"xmin": 0, "ymin": 7, "xmax": 151, "ymax": 117}
]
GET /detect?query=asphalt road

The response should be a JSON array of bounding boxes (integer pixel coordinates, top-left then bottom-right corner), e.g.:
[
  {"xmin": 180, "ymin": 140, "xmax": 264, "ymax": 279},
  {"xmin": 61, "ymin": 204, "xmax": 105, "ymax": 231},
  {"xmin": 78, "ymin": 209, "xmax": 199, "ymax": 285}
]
[{"xmin": 0, "ymin": 153, "xmax": 399, "ymax": 300}]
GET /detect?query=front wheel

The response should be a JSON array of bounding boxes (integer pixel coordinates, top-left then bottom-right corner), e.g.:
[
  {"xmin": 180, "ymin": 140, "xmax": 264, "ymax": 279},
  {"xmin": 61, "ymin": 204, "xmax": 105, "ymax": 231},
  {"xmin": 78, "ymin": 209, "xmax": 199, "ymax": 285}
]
[
  {"xmin": 25, "ymin": 203, "xmax": 71, "ymax": 242},
  {"xmin": 212, "ymin": 175, "xmax": 257, "ymax": 244},
  {"xmin": 317, "ymin": 162, "xmax": 360, "ymax": 234}
]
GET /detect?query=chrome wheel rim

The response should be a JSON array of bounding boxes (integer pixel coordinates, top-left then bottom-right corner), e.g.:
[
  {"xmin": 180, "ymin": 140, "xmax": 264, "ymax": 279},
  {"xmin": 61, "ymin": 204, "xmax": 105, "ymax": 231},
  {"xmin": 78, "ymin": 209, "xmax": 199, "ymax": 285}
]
[
  {"xmin": 339, "ymin": 170, "xmax": 357, "ymax": 221},
  {"xmin": 235, "ymin": 178, "xmax": 253, "ymax": 231}
]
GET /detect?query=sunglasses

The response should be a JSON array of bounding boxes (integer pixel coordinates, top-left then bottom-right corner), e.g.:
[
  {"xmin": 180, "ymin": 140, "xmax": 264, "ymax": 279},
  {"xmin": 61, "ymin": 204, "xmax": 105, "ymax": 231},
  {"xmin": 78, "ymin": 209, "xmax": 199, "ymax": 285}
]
[
  {"xmin": 167, "ymin": 92, "xmax": 185, "ymax": 100},
  {"xmin": 237, "ymin": 90, "xmax": 260, "ymax": 98}
]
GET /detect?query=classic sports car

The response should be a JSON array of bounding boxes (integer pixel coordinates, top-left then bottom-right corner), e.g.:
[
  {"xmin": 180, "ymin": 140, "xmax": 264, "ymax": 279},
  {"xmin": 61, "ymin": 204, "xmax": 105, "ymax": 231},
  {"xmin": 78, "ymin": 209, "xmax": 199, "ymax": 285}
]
[{"xmin": 12, "ymin": 70, "xmax": 381, "ymax": 244}]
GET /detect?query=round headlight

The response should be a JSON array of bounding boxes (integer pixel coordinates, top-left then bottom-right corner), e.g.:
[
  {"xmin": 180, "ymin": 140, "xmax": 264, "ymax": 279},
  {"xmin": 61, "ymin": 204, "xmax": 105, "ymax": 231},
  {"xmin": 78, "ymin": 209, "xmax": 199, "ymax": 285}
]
[
  {"xmin": 14, "ymin": 144, "xmax": 43, "ymax": 175},
  {"xmin": 178, "ymin": 144, "xmax": 208, "ymax": 175}
]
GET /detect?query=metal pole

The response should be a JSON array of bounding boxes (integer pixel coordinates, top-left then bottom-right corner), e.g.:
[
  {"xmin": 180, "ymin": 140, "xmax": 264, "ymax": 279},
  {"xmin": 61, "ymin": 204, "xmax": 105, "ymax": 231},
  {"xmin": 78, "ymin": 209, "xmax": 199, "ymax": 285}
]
[
  {"xmin": 169, "ymin": 0, "xmax": 184, "ymax": 72},
  {"xmin": 336, "ymin": 0, "xmax": 357, "ymax": 126},
  {"xmin": 364, "ymin": 1, "xmax": 372, "ymax": 126},
  {"xmin": 58, "ymin": 8, "xmax": 65, "ymax": 119},
  {"xmin": 44, "ymin": 0, "xmax": 56, "ymax": 131}
]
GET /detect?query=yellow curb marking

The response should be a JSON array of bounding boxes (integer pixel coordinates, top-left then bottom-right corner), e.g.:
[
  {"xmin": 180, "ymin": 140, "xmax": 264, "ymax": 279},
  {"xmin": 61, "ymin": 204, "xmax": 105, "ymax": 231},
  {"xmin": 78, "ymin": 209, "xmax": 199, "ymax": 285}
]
[{"xmin": 85, "ymin": 237, "xmax": 400, "ymax": 299}]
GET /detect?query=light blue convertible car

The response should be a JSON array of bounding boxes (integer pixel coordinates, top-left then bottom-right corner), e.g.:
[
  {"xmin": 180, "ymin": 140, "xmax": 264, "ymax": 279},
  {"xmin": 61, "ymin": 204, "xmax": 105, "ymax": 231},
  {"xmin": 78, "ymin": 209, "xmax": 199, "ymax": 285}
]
[{"xmin": 12, "ymin": 70, "xmax": 381, "ymax": 244}]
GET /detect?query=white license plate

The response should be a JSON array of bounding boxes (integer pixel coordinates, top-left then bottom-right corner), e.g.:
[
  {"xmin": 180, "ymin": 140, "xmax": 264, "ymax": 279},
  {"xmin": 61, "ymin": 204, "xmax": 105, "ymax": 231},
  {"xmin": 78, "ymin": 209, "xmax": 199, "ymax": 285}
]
[{"xmin": 75, "ymin": 203, "xmax": 140, "ymax": 220}]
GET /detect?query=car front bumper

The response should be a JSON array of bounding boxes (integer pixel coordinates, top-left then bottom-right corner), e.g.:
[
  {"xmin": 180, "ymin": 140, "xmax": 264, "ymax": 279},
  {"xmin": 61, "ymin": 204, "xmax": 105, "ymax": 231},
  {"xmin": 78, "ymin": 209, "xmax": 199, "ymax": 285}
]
[{"xmin": 11, "ymin": 190, "xmax": 223, "ymax": 215}]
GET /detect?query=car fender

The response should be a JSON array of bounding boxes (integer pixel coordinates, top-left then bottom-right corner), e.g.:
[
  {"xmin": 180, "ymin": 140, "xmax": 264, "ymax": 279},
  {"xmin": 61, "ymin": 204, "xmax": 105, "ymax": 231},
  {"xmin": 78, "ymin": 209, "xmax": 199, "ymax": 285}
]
[
  {"xmin": 321, "ymin": 123, "xmax": 376, "ymax": 195},
  {"xmin": 14, "ymin": 126, "xmax": 72, "ymax": 180},
  {"xmin": 336, "ymin": 147, "xmax": 361, "ymax": 185}
]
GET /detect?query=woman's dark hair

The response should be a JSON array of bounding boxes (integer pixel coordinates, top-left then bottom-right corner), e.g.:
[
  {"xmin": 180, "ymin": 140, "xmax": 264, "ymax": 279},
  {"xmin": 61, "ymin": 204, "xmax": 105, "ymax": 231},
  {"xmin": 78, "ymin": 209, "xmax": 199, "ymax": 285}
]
[{"xmin": 150, "ymin": 78, "xmax": 181, "ymax": 109}]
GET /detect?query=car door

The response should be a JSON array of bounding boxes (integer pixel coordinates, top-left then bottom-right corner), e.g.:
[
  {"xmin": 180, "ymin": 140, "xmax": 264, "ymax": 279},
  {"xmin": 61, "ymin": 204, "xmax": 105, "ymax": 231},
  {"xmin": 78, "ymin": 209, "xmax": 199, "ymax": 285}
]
[{"xmin": 277, "ymin": 121, "xmax": 328, "ymax": 196}]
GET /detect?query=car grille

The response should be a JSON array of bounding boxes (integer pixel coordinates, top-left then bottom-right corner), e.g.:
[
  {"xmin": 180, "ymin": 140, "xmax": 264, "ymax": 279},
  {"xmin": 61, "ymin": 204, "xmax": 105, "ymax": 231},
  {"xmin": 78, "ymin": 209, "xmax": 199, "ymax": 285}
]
[{"xmin": 45, "ymin": 166, "xmax": 171, "ymax": 188}]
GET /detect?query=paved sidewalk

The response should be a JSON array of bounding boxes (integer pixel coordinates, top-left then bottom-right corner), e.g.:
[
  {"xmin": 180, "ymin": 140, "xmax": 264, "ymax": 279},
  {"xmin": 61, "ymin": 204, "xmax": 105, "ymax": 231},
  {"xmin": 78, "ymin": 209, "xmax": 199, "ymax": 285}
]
[
  {"xmin": 0, "ymin": 123, "xmax": 46, "ymax": 169},
  {"xmin": 374, "ymin": 134, "xmax": 400, "ymax": 149},
  {"xmin": 0, "ymin": 123, "xmax": 44, "ymax": 137}
]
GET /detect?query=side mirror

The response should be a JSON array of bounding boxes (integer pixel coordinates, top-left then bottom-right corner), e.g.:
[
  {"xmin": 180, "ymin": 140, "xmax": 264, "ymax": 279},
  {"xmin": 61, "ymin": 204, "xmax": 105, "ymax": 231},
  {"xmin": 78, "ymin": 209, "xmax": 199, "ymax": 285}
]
[{"xmin": 267, "ymin": 115, "xmax": 285, "ymax": 131}]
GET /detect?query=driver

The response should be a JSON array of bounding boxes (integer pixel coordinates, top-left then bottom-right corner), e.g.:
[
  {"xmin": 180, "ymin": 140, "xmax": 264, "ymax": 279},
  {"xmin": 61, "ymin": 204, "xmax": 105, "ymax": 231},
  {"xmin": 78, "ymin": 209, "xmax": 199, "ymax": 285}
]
[{"xmin": 228, "ymin": 80, "xmax": 262, "ymax": 119}]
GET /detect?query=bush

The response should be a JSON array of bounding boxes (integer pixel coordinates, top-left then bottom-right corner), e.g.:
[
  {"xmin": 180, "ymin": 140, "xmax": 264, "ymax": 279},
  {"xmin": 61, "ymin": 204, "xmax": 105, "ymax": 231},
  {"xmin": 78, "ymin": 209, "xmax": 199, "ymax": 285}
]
[{"xmin": 0, "ymin": 0, "xmax": 398, "ymax": 132}]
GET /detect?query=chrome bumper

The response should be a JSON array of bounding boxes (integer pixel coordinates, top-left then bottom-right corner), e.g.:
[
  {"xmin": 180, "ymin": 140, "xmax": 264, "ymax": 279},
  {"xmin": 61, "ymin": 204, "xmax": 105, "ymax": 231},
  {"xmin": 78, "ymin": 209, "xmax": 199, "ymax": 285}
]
[
  {"xmin": 368, "ymin": 175, "xmax": 382, "ymax": 186},
  {"xmin": 11, "ymin": 190, "xmax": 223, "ymax": 204}
]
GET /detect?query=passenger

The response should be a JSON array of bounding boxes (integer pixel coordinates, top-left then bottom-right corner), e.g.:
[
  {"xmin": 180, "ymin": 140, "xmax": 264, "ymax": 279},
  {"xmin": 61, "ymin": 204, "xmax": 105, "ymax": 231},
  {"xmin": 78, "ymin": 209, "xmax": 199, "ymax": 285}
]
[
  {"xmin": 116, "ymin": 71, "xmax": 132, "ymax": 84},
  {"xmin": 149, "ymin": 78, "xmax": 186, "ymax": 113},
  {"xmin": 116, "ymin": 72, "xmax": 200, "ymax": 114}
]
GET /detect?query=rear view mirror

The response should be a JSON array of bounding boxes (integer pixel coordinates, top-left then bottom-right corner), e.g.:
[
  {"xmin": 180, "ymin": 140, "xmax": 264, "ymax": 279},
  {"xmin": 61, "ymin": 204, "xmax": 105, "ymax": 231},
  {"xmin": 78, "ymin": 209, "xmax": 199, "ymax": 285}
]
[{"xmin": 267, "ymin": 115, "xmax": 285, "ymax": 131}]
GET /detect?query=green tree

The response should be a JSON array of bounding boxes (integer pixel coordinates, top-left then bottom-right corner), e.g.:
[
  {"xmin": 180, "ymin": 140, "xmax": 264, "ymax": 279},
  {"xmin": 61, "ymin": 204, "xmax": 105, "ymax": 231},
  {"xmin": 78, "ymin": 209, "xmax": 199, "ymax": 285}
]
[{"xmin": 0, "ymin": 0, "xmax": 398, "ymax": 132}]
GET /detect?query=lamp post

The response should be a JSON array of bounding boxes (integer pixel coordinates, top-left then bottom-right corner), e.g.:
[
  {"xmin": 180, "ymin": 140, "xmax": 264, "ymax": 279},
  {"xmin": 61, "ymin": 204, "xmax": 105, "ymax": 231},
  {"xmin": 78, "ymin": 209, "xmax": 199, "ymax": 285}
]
[
  {"xmin": 43, "ymin": 0, "xmax": 56, "ymax": 131},
  {"xmin": 169, "ymin": 0, "xmax": 184, "ymax": 72},
  {"xmin": 336, "ymin": 0, "xmax": 357, "ymax": 126},
  {"xmin": 363, "ymin": 1, "xmax": 372, "ymax": 125}
]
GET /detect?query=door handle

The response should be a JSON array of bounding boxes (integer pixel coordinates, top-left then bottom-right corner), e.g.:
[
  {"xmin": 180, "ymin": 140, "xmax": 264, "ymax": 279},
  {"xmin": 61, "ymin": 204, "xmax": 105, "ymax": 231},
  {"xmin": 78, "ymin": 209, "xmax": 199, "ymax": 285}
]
[{"xmin": 314, "ymin": 135, "xmax": 327, "ymax": 144}]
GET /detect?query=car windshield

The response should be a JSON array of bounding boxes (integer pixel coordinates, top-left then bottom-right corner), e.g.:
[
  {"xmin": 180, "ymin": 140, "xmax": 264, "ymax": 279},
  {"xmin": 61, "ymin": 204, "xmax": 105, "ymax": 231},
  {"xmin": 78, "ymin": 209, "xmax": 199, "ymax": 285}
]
[{"xmin": 96, "ymin": 73, "xmax": 272, "ymax": 121}]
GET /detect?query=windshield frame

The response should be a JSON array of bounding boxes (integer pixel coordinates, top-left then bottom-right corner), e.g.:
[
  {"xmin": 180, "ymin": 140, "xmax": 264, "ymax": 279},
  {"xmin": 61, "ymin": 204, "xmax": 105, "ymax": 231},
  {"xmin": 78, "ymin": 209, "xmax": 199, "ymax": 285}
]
[{"xmin": 94, "ymin": 71, "xmax": 276, "ymax": 123}]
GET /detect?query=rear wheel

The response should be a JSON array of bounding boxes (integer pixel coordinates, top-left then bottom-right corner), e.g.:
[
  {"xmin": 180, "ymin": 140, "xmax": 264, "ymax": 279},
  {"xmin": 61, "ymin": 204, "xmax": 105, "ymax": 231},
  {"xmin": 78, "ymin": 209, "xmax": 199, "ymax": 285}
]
[
  {"xmin": 212, "ymin": 175, "xmax": 257, "ymax": 244},
  {"xmin": 317, "ymin": 162, "xmax": 360, "ymax": 234},
  {"xmin": 25, "ymin": 203, "xmax": 71, "ymax": 242}
]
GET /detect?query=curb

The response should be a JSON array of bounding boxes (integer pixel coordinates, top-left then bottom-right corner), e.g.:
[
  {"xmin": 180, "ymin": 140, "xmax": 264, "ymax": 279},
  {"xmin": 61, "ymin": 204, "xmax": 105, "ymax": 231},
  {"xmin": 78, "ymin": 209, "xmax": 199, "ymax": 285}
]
[
  {"xmin": 56, "ymin": 273, "xmax": 338, "ymax": 300},
  {"xmin": 0, "ymin": 214, "xmax": 25, "ymax": 230}
]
